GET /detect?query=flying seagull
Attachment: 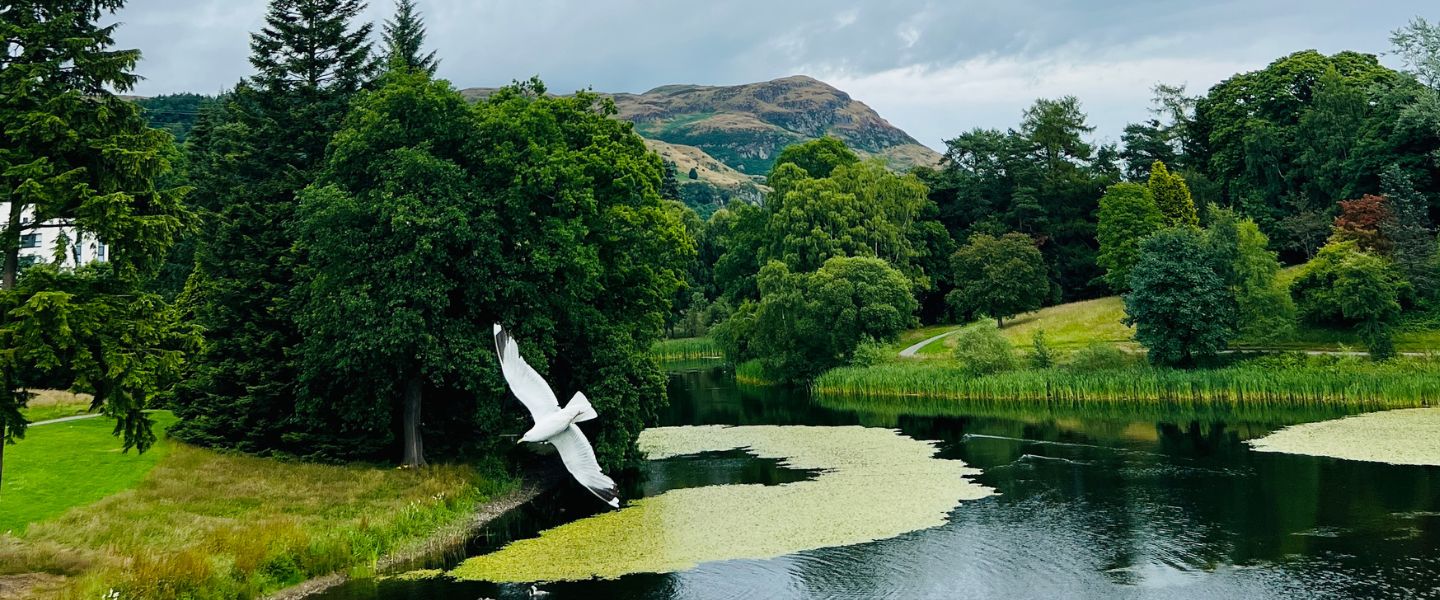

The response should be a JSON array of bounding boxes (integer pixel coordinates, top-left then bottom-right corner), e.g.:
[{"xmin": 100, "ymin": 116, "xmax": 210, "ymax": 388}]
[{"xmin": 493, "ymin": 324, "xmax": 620, "ymax": 508}]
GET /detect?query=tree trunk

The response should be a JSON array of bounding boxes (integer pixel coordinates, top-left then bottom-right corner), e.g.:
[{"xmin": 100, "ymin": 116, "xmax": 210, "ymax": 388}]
[
  {"xmin": 0, "ymin": 200, "xmax": 22, "ymax": 494},
  {"xmin": 3, "ymin": 200, "xmax": 24, "ymax": 290},
  {"xmin": 401, "ymin": 376, "xmax": 426, "ymax": 468},
  {"xmin": 996, "ymin": 316, "xmax": 1004, "ymax": 329}
]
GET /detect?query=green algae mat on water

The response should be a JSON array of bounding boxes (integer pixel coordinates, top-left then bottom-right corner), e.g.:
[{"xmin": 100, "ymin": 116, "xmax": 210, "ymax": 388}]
[
  {"xmin": 452, "ymin": 425, "xmax": 995, "ymax": 582},
  {"xmin": 1249, "ymin": 407, "xmax": 1440, "ymax": 466}
]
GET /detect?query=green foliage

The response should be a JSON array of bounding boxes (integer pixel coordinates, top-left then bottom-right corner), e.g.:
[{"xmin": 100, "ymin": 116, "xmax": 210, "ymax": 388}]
[
  {"xmin": 1391, "ymin": 17, "xmax": 1440, "ymax": 89},
  {"xmin": 660, "ymin": 161, "xmax": 683, "ymax": 201},
  {"xmin": 765, "ymin": 161, "xmax": 927, "ymax": 275},
  {"xmin": 947, "ymin": 232, "xmax": 1048, "ymax": 326},
  {"xmin": 1333, "ymin": 252, "xmax": 1404, "ymax": 358},
  {"xmin": 1293, "ymin": 241, "xmax": 1404, "ymax": 324},
  {"xmin": 381, "ymin": 0, "xmax": 438, "ymax": 74},
  {"xmin": 178, "ymin": 0, "xmax": 377, "ymax": 457},
  {"xmin": 650, "ymin": 338, "xmax": 723, "ymax": 364},
  {"xmin": 1147, "ymin": 161, "xmax": 1199, "ymax": 227},
  {"xmin": 1096, "ymin": 182, "xmax": 1165, "ymax": 291},
  {"xmin": 1124, "ymin": 228, "xmax": 1236, "ymax": 366},
  {"xmin": 0, "ymin": 0, "xmax": 191, "ymax": 475},
  {"xmin": 815, "ymin": 353, "xmax": 1440, "ymax": 408},
  {"xmin": 1189, "ymin": 49, "xmax": 1434, "ymax": 255},
  {"xmin": 1206, "ymin": 208, "xmax": 1296, "ymax": 342},
  {"xmin": 135, "ymin": 93, "xmax": 215, "ymax": 143},
  {"xmin": 291, "ymin": 71, "xmax": 487, "ymax": 466},
  {"xmin": 849, "ymin": 339, "xmax": 893, "ymax": 367},
  {"xmin": 769, "ymin": 137, "xmax": 860, "ymax": 181},
  {"xmin": 951, "ymin": 322, "xmax": 1018, "ymax": 376},
  {"xmin": 1, "ymin": 266, "xmax": 197, "ymax": 450},
  {"xmin": 1029, "ymin": 329, "xmax": 1055, "ymax": 369},
  {"xmin": 1380, "ymin": 165, "xmax": 1438, "ymax": 299},
  {"xmin": 740, "ymin": 257, "xmax": 916, "ymax": 383},
  {"xmin": 1067, "ymin": 343, "xmax": 1132, "ymax": 372},
  {"xmin": 291, "ymin": 74, "xmax": 694, "ymax": 467},
  {"xmin": 926, "ymin": 97, "xmax": 1115, "ymax": 301}
]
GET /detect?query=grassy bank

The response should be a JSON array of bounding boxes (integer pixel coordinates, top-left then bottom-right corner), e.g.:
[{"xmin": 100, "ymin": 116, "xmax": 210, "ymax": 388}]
[
  {"xmin": 2, "ymin": 413, "xmax": 178, "ymax": 534},
  {"xmin": 1, "ymin": 434, "xmax": 515, "ymax": 599},
  {"xmin": 915, "ymin": 297, "xmax": 1134, "ymax": 356},
  {"xmin": 17, "ymin": 390, "xmax": 93, "ymax": 424},
  {"xmin": 910, "ymin": 292, "xmax": 1440, "ymax": 356},
  {"xmin": 651, "ymin": 337, "xmax": 724, "ymax": 363},
  {"xmin": 815, "ymin": 355, "xmax": 1440, "ymax": 409}
]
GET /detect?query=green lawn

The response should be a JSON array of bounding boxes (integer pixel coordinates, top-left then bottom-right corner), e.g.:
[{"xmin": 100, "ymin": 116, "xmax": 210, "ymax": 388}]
[
  {"xmin": 3, "ymin": 416, "xmax": 515, "ymax": 599},
  {"xmin": 1, "ymin": 411, "xmax": 177, "ymax": 534},
  {"xmin": 915, "ymin": 297, "xmax": 1135, "ymax": 356}
]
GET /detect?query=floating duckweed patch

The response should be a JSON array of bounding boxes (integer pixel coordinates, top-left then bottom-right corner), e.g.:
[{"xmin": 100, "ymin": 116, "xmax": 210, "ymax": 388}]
[
  {"xmin": 1249, "ymin": 408, "xmax": 1440, "ymax": 466},
  {"xmin": 383, "ymin": 569, "xmax": 447, "ymax": 582},
  {"xmin": 451, "ymin": 425, "xmax": 994, "ymax": 582}
]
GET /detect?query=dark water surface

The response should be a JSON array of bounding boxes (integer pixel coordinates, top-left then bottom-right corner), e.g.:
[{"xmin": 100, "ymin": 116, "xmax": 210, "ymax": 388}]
[{"xmin": 315, "ymin": 366, "xmax": 1440, "ymax": 599}]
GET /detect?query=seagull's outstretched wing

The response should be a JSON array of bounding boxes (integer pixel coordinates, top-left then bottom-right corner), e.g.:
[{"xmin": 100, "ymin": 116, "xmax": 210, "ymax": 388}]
[
  {"xmin": 493, "ymin": 324, "xmax": 559, "ymax": 420},
  {"xmin": 550, "ymin": 424, "xmax": 620, "ymax": 508}
]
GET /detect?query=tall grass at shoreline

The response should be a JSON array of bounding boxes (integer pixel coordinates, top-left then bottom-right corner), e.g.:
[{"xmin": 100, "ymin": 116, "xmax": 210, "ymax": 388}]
[
  {"xmin": 651, "ymin": 337, "xmax": 724, "ymax": 363},
  {"xmin": 814, "ymin": 356, "xmax": 1440, "ymax": 409}
]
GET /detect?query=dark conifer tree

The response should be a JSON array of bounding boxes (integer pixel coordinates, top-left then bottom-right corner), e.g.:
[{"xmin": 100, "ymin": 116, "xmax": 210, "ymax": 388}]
[
  {"xmin": 176, "ymin": 0, "xmax": 375, "ymax": 455},
  {"xmin": 382, "ymin": 0, "xmax": 439, "ymax": 74}
]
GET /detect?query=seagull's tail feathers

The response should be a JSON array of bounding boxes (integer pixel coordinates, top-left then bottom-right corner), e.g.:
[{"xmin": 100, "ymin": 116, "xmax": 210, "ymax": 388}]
[{"xmin": 567, "ymin": 391, "xmax": 599, "ymax": 423}]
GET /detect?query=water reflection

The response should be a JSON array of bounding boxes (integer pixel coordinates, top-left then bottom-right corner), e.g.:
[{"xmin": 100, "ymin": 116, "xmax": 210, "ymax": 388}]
[{"xmin": 314, "ymin": 365, "xmax": 1440, "ymax": 599}]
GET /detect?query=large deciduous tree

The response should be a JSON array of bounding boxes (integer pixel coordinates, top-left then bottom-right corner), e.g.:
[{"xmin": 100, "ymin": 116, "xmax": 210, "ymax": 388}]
[
  {"xmin": 292, "ymin": 70, "xmax": 478, "ymax": 468},
  {"xmin": 1205, "ymin": 208, "xmax": 1295, "ymax": 342},
  {"xmin": 1292, "ymin": 240, "xmax": 1406, "ymax": 358},
  {"xmin": 1124, "ymin": 228, "xmax": 1236, "ymax": 366},
  {"xmin": 0, "ymin": 0, "xmax": 190, "ymax": 490},
  {"xmin": 947, "ymin": 233, "xmax": 1048, "ymax": 327},
  {"xmin": 736, "ymin": 257, "xmax": 915, "ymax": 383}
]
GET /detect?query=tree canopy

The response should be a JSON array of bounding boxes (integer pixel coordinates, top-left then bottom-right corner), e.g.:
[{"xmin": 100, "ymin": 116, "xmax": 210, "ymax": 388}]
[
  {"xmin": 1124, "ymin": 228, "xmax": 1237, "ymax": 366},
  {"xmin": 947, "ymin": 233, "xmax": 1048, "ymax": 327}
]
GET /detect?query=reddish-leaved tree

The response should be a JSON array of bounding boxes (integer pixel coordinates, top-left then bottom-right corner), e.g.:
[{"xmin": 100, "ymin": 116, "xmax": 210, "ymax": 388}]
[{"xmin": 1332, "ymin": 194, "xmax": 1393, "ymax": 254}]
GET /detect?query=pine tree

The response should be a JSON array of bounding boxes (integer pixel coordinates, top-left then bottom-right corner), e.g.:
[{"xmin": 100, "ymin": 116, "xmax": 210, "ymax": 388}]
[
  {"xmin": 1380, "ymin": 165, "xmax": 1438, "ymax": 299},
  {"xmin": 176, "ymin": 0, "xmax": 375, "ymax": 455},
  {"xmin": 0, "ymin": 0, "xmax": 191, "ymax": 490},
  {"xmin": 382, "ymin": 0, "xmax": 439, "ymax": 74},
  {"xmin": 660, "ymin": 161, "xmax": 683, "ymax": 201},
  {"xmin": 1147, "ymin": 161, "xmax": 1199, "ymax": 227}
]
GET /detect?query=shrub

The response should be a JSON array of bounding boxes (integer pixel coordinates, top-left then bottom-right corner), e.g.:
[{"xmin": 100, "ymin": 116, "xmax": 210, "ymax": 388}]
[
  {"xmin": 850, "ymin": 339, "xmax": 892, "ymax": 367},
  {"xmin": 1030, "ymin": 329, "xmax": 1056, "ymax": 369},
  {"xmin": 952, "ymin": 322, "xmax": 1018, "ymax": 375},
  {"xmin": 1067, "ymin": 343, "xmax": 1131, "ymax": 372}
]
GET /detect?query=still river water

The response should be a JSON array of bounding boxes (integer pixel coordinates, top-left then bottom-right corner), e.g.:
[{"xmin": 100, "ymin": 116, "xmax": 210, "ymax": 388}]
[{"xmin": 315, "ymin": 365, "xmax": 1440, "ymax": 599}]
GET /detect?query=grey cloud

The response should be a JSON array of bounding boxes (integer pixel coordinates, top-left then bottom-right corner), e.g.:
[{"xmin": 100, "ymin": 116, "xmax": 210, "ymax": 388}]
[{"xmin": 112, "ymin": 1, "xmax": 1433, "ymax": 147}]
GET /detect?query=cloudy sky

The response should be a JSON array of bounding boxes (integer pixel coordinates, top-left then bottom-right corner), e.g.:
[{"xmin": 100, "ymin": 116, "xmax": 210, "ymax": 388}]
[{"xmin": 114, "ymin": 1, "xmax": 1431, "ymax": 150}]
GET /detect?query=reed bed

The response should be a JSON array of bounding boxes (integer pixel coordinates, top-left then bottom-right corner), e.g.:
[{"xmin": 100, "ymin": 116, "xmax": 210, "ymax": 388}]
[
  {"xmin": 813, "ymin": 357, "xmax": 1440, "ymax": 410},
  {"xmin": 734, "ymin": 360, "xmax": 779, "ymax": 386},
  {"xmin": 651, "ymin": 337, "xmax": 725, "ymax": 364}
]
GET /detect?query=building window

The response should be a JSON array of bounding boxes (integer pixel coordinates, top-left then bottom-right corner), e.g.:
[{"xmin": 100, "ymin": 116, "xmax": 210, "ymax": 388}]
[
  {"xmin": 20, "ymin": 234, "xmax": 40, "ymax": 249},
  {"xmin": 97, "ymin": 243, "xmax": 106, "ymax": 261}
]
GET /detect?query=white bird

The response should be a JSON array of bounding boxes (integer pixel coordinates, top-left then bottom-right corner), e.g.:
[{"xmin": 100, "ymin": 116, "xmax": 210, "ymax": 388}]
[{"xmin": 493, "ymin": 324, "xmax": 620, "ymax": 508}]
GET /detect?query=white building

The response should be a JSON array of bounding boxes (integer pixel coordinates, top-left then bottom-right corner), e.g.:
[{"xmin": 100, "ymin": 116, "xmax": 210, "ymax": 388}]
[{"xmin": 2, "ymin": 204, "xmax": 108, "ymax": 270}]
